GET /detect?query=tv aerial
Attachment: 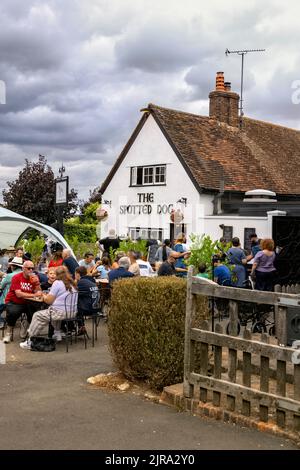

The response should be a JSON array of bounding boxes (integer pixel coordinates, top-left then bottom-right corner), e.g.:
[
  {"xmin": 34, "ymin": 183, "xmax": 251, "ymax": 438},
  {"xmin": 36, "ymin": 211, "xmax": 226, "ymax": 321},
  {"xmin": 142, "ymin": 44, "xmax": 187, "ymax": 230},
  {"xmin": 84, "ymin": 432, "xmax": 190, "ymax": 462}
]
[{"xmin": 225, "ymin": 48, "xmax": 265, "ymax": 126}]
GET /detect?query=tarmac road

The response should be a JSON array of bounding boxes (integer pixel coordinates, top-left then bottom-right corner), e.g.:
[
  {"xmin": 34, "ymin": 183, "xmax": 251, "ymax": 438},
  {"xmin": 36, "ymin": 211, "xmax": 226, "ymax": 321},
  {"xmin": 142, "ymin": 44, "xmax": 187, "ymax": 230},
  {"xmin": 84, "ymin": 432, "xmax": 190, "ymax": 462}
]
[{"xmin": 0, "ymin": 322, "xmax": 298, "ymax": 450}]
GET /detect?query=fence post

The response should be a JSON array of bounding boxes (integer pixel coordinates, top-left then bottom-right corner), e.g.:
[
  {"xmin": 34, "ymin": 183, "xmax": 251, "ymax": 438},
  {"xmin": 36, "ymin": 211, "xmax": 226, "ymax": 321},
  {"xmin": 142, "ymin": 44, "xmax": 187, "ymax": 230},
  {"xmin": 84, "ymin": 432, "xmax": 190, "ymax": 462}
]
[
  {"xmin": 227, "ymin": 300, "xmax": 239, "ymax": 336},
  {"xmin": 183, "ymin": 266, "xmax": 195, "ymax": 398},
  {"xmin": 277, "ymin": 306, "xmax": 288, "ymax": 346}
]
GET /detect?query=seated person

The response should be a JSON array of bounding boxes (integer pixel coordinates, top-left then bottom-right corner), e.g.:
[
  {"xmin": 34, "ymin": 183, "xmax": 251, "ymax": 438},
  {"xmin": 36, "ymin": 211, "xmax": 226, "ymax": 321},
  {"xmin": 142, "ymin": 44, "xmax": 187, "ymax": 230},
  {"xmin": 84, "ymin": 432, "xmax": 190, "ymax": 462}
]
[
  {"xmin": 213, "ymin": 256, "xmax": 232, "ymax": 286},
  {"xmin": 90, "ymin": 256, "xmax": 111, "ymax": 279},
  {"xmin": 40, "ymin": 267, "xmax": 57, "ymax": 291},
  {"xmin": 4, "ymin": 261, "xmax": 42, "ymax": 343},
  {"xmin": 108, "ymin": 257, "xmax": 134, "ymax": 283},
  {"xmin": 20, "ymin": 266, "xmax": 78, "ymax": 349},
  {"xmin": 79, "ymin": 252, "xmax": 95, "ymax": 274},
  {"xmin": 136, "ymin": 252, "xmax": 154, "ymax": 277},
  {"xmin": 62, "ymin": 249, "xmax": 79, "ymax": 278},
  {"xmin": 48, "ymin": 243, "xmax": 64, "ymax": 268},
  {"xmin": 128, "ymin": 251, "xmax": 140, "ymax": 277},
  {"xmin": 0, "ymin": 256, "xmax": 23, "ymax": 328},
  {"xmin": 196, "ymin": 263, "xmax": 209, "ymax": 279},
  {"xmin": 157, "ymin": 253, "xmax": 177, "ymax": 276},
  {"xmin": 75, "ymin": 266, "xmax": 99, "ymax": 334}
]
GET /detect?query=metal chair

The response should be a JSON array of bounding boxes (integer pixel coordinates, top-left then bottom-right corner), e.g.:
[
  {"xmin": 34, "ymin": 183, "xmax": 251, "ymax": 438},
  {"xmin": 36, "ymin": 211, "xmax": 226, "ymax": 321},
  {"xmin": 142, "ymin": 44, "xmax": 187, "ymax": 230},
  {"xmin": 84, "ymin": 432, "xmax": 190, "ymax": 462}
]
[
  {"xmin": 62, "ymin": 291, "xmax": 82, "ymax": 352},
  {"xmin": 78, "ymin": 288, "xmax": 103, "ymax": 347}
]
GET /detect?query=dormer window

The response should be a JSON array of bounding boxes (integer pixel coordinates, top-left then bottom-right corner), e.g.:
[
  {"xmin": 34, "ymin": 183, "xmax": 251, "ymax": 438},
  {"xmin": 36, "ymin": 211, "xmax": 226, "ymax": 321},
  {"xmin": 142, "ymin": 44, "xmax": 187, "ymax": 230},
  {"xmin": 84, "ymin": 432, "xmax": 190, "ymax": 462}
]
[{"xmin": 130, "ymin": 165, "xmax": 166, "ymax": 186}]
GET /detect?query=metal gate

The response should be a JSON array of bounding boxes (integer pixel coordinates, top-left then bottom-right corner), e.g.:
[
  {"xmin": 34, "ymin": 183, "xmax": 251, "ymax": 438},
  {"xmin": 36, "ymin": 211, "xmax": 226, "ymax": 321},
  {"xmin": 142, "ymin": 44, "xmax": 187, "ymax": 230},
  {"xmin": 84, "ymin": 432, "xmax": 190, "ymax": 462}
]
[{"xmin": 273, "ymin": 216, "xmax": 300, "ymax": 284}]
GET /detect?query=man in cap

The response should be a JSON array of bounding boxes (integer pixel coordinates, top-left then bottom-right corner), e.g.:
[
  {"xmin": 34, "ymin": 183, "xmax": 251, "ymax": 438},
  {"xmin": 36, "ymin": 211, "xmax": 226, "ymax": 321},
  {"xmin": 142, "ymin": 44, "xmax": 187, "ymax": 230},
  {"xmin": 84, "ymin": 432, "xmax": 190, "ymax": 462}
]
[{"xmin": 3, "ymin": 260, "xmax": 42, "ymax": 343}]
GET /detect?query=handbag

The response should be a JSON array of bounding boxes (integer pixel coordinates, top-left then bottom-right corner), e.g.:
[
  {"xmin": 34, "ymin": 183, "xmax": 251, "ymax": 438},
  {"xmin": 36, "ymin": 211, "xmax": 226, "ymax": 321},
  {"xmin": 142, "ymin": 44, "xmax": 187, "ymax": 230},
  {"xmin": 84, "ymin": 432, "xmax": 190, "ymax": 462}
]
[{"xmin": 30, "ymin": 336, "xmax": 56, "ymax": 352}]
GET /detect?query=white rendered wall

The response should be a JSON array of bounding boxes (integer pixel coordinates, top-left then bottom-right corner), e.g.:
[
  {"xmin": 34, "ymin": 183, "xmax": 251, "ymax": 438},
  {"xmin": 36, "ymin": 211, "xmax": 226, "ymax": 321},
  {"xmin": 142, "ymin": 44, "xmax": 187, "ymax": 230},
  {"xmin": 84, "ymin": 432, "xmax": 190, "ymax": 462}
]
[
  {"xmin": 101, "ymin": 114, "xmax": 273, "ymax": 246},
  {"xmin": 202, "ymin": 216, "xmax": 269, "ymax": 247},
  {"xmin": 101, "ymin": 114, "xmax": 214, "ymax": 242}
]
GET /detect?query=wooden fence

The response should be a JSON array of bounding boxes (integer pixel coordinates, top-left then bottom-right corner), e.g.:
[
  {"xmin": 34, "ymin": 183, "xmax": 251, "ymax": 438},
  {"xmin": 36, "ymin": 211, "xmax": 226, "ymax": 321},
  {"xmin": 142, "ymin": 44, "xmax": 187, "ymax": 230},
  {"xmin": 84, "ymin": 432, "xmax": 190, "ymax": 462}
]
[{"xmin": 184, "ymin": 268, "xmax": 300, "ymax": 434}]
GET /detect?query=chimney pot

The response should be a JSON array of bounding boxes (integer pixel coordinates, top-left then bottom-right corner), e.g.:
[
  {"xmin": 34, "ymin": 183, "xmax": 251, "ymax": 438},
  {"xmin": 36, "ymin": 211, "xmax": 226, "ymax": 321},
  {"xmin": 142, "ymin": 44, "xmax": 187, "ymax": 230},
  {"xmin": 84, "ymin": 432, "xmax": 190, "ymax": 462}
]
[
  {"xmin": 216, "ymin": 71, "xmax": 225, "ymax": 91},
  {"xmin": 209, "ymin": 72, "xmax": 239, "ymax": 127}
]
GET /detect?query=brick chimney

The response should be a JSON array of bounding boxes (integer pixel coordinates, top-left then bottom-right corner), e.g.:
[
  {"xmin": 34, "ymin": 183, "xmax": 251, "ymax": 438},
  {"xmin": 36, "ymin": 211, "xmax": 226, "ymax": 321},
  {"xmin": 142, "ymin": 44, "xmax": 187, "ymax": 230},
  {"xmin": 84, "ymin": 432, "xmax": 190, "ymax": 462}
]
[{"xmin": 209, "ymin": 72, "xmax": 240, "ymax": 127}]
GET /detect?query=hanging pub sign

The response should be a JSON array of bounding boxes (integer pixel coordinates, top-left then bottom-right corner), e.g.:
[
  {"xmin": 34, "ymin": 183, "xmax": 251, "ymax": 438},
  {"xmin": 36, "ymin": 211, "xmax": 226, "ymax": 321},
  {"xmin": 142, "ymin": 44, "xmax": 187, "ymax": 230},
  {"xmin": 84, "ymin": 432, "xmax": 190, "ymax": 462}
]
[
  {"xmin": 170, "ymin": 209, "xmax": 184, "ymax": 224},
  {"xmin": 55, "ymin": 177, "xmax": 68, "ymax": 205}
]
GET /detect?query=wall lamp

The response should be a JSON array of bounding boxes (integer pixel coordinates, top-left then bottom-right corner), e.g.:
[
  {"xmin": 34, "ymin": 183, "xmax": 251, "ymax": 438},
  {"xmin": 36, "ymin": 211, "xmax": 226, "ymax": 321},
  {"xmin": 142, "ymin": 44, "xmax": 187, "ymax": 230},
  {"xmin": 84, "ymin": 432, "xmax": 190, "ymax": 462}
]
[{"xmin": 177, "ymin": 197, "xmax": 187, "ymax": 205}]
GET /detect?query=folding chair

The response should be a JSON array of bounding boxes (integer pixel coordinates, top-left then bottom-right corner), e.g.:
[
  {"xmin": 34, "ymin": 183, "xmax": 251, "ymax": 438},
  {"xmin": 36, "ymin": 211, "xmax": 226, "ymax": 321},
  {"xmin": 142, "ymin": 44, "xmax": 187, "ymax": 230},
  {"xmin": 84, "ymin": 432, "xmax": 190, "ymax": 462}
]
[
  {"xmin": 63, "ymin": 291, "xmax": 83, "ymax": 352},
  {"xmin": 78, "ymin": 288, "xmax": 102, "ymax": 347}
]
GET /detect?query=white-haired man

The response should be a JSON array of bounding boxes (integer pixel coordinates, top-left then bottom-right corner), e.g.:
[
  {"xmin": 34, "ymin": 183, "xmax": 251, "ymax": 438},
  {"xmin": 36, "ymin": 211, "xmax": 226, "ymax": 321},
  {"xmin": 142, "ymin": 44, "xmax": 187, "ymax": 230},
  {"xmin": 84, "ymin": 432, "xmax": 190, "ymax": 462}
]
[
  {"xmin": 108, "ymin": 256, "xmax": 134, "ymax": 284},
  {"xmin": 62, "ymin": 249, "xmax": 79, "ymax": 278}
]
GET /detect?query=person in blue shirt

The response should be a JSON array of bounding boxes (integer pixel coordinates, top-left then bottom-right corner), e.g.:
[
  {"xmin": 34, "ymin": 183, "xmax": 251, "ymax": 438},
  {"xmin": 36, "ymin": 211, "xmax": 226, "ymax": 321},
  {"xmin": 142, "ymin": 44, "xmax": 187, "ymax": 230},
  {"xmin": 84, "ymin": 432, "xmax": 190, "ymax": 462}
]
[
  {"xmin": 227, "ymin": 237, "xmax": 247, "ymax": 287},
  {"xmin": 173, "ymin": 233, "xmax": 190, "ymax": 277},
  {"xmin": 108, "ymin": 257, "xmax": 134, "ymax": 284},
  {"xmin": 75, "ymin": 265, "xmax": 99, "ymax": 334},
  {"xmin": 213, "ymin": 256, "xmax": 232, "ymax": 286},
  {"xmin": 246, "ymin": 233, "xmax": 262, "ymax": 261}
]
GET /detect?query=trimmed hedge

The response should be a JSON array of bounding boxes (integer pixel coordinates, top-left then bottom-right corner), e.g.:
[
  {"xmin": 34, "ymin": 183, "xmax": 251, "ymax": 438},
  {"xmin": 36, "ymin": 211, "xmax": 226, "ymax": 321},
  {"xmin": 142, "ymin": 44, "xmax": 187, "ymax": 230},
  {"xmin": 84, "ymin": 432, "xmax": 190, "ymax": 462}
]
[
  {"xmin": 108, "ymin": 277, "xmax": 208, "ymax": 390},
  {"xmin": 64, "ymin": 222, "xmax": 97, "ymax": 242}
]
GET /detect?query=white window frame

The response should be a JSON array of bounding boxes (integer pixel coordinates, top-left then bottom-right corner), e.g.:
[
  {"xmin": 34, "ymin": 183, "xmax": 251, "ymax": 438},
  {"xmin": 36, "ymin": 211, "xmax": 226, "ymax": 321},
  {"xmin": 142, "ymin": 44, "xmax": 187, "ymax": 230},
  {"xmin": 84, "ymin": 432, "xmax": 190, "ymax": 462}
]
[
  {"xmin": 130, "ymin": 165, "xmax": 166, "ymax": 186},
  {"xmin": 129, "ymin": 227, "xmax": 163, "ymax": 241}
]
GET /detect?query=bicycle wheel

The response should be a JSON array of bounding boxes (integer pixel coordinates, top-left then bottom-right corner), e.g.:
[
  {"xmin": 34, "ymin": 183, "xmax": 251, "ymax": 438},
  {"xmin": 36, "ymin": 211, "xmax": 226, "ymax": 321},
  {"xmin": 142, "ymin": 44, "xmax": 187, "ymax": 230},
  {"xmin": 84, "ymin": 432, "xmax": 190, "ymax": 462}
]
[
  {"xmin": 268, "ymin": 325, "xmax": 276, "ymax": 336},
  {"xmin": 252, "ymin": 321, "xmax": 267, "ymax": 334},
  {"xmin": 226, "ymin": 321, "xmax": 241, "ymax": 336}
]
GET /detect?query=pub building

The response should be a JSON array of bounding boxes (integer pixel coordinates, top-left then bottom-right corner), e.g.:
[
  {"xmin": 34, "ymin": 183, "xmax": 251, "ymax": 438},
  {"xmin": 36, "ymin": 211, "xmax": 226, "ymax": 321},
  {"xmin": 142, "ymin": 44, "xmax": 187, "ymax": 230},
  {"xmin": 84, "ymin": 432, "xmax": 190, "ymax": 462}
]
[{"xmin": 99, "ymin": 72, "xmax": 300, "ymax": 252}]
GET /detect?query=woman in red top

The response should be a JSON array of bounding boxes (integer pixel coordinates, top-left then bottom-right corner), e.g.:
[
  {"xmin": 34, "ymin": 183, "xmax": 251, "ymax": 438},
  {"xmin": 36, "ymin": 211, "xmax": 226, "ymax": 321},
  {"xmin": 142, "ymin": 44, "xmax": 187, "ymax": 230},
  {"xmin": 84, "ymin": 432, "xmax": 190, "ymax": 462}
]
[{"xmin": 48, "ymin": 246, "xmax": 63, "ymax": 268}]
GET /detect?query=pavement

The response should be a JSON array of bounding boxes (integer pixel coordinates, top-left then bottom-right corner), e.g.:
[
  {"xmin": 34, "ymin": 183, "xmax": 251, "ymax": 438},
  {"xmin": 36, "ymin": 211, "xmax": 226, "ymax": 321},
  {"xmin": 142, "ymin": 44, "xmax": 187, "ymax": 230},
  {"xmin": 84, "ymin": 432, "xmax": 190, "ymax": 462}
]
[{"xmin": 0, "ymin": 320, "xmax": 298, "ymax": 450}]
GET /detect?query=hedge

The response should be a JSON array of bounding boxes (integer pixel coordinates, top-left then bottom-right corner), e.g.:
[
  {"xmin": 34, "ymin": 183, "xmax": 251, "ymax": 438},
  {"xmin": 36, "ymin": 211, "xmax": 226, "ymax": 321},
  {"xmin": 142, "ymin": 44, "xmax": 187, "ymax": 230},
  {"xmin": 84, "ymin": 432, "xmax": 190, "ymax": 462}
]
[
  {"xmin": 63, "ymin": 222, "xmax": 97, "ymax": 242},
  {"xmin": 108, "ymin": 277, "xmax": 209, "ymax": 390}
]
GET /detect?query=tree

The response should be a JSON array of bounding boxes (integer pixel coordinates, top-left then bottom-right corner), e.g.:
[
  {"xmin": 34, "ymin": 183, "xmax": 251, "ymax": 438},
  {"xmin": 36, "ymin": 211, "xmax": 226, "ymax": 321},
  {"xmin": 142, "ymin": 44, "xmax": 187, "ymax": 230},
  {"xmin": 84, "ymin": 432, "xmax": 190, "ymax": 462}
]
[
  {"xmin": 88, "ymin": 186, "xmax": 101, "ymax": 204},
  {"xmin": 2, "ymin": 155, "xmax": 78, "ymax": 225}
]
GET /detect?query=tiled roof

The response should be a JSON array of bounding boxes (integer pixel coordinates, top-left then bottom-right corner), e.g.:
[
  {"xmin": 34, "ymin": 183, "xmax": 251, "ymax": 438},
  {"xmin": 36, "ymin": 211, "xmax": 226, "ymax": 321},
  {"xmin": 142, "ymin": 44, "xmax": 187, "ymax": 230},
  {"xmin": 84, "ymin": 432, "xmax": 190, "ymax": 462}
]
[
  {"xmin": 148, "ymin": 103, "xmax": 300, "ymax": 194},
  {"xmin": 100, "ymin": 102, "xmax": 300, "ymax": 195}
]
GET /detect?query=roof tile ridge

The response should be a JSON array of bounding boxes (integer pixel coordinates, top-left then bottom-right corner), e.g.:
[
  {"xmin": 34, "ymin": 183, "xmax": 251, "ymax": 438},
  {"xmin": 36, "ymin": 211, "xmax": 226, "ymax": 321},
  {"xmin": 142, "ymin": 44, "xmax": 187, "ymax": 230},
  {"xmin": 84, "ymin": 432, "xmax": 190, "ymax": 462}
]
[
  {"xmin": 244, "ymin": 116, "xmax": 300, "ymax": 133},
  {"xmin": 147, "ymin": 103, "xmax": 207, "ymax": 119}
]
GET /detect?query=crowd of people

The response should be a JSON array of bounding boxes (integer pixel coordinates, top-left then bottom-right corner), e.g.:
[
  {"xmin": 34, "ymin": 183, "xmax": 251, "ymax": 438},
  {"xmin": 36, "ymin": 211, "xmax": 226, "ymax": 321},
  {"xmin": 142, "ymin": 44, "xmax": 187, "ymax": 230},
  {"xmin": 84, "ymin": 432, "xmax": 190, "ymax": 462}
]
[
  {"xmin": 210, "ymin": 234, "xmax": 278, "ymax": 292},
  {"xmin": 0, "ymin": 230, "xmax": 279, "ymax": 350}
]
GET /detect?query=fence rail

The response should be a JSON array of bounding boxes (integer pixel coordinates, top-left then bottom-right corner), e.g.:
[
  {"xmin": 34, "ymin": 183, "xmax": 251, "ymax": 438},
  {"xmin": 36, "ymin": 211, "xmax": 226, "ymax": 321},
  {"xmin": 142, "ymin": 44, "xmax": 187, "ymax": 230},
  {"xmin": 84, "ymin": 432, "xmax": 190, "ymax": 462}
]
[{"xmin": 184, "ymin": 268, "xmax": 300, "ymax": 435}]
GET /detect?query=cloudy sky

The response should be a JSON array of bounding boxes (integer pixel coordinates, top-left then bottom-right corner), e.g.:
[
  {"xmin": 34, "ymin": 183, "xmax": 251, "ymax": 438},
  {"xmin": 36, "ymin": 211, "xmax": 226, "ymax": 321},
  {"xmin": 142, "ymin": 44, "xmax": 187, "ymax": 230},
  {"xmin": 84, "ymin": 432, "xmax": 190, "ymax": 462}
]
[{"xmin": 0, "ymin": 0, "xmax": 300, "ymax": 202}]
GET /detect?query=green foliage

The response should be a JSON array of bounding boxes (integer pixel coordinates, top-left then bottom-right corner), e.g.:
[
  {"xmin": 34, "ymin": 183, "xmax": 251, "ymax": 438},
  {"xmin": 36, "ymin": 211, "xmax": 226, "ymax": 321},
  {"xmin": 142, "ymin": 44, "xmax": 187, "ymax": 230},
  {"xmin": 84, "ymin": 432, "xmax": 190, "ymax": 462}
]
[
  {"xmin": 186, "ymin": 234, "xmax": 218, "ymax": 276},
  {"xmin": 118, "ymin": 239, "xmax": 148, "ymax": 257},
  {"xmin": 64, "ymin": 235, "xmax": 98, "ymax": 259},
  {"xmin": 81, "ymin": 202, "xmax": 98, "ymax": 225},
  {"xmin": 64, "ymin": 222, "xmax": 97, "ymax": 243},
  {"xmin": 20, "ymin": 236, "xmax": 45, "ymax": 265},
  {"xmin": 187, "ymin": 234, "xmax": 232, "ymax": 277},
  {"xmin": 2, "ymin": 155, "xmax": 78, "ymax": 224},
  {"xmin": 108, "ymin": 277, "xmax": 209, "ymax": 390}
]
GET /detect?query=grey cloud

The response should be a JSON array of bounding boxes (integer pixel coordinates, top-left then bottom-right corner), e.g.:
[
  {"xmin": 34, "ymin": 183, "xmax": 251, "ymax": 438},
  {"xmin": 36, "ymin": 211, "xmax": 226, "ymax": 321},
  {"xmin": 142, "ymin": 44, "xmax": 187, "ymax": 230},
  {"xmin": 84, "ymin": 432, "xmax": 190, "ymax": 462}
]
[
  {"xmin": 0, "ymin": 0, "xmax": 300, "ymax": 202},
  {"xmin": 115, "ymin": 18, "xmax": 209, "ymax": 73}
]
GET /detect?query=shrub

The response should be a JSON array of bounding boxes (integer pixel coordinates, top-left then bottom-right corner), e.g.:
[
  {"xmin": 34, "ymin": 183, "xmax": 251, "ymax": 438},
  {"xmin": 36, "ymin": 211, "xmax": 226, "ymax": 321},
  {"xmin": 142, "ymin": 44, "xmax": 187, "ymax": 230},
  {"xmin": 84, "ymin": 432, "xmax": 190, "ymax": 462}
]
[
  {"xmin": 64, "ymin": 235, "xmax": 98, "ymax": 260},
  {"xmin": 187, "ymin": 233, "xmax": 232, "ymax": 277},
  {"xmin": 119, "ymin": 239, "xmax": 148, "ymax": 257},
  {"xmin": 20, "ymin": 236, "xmax": 45, "ymax": 265},
  {"xmin": 64, "ymin": 222, "xmax": 97, "ymax": 243},
  {"xmin": 108, "ymin": 277, "xmax": 208, "ymax": 390}
]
